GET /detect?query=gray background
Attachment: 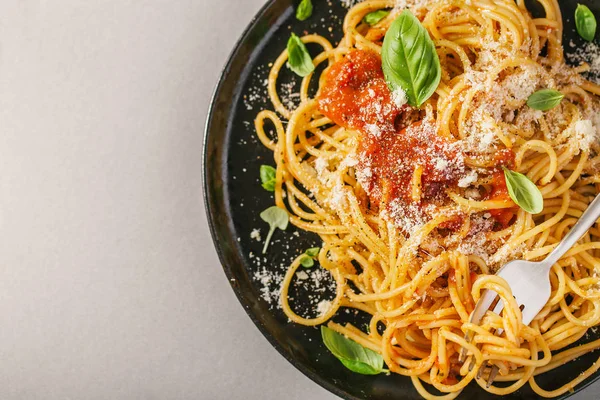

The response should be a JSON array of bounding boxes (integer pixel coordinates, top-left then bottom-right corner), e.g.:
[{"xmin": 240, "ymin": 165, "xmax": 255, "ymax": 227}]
[{"xmin": 0, "ymin": 0, "xmax": 597, "ymax": 399}]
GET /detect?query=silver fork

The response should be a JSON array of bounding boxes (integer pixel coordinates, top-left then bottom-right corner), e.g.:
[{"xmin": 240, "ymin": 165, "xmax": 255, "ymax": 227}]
[{"xmin": 459, "ymin": 193, "xmax": 600, "ymax": 386}]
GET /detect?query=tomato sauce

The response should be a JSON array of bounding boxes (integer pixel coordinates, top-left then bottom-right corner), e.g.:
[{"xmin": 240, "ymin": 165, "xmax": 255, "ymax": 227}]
[
  {"xmin": 318, "ymin": 50, "xmax": 463, "ymax": 217},
  {"xmin": 486, "ymin": 170, "xmax": 516, "ymax": 228},
  {"xmin": 318, "ymin": 50, "xmax": 404, "ymax": 133},
  {"xmin": 360, "ymin": 121, "xmax": 463, "ymax": 203}
]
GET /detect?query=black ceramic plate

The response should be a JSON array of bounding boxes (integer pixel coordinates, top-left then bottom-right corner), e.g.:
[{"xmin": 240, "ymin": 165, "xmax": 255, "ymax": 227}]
[{"xmin": 204, "ymin": 1, "xmax": 600, "ymax": 398}]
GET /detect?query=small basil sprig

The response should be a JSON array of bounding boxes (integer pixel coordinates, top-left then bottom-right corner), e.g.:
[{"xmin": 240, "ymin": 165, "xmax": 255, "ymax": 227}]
[
  {"xmin": 527, "ymin": 89, "xmax": 564, "ymax": 111},
  {"xmin": 299, "ymin": 256, "xmax": 313, "ymax": 267},
  {"xmin": 260, "ymin": 206, "xmax": 289, "ymax": 253},
  {"xmin": 502, "ymin": 167, "xmax": 543, "ymax": 214},
  {"xmin": 296, "ymin": 0, "xmax": 313, "ymax": 21},
  {"xmin": 260, "ymin": 165, "xmax": 276, "ymax": 191},
  {"xmin": 298, "ymin": 247, "xmax": 320, "ymax": 268},
  {"xmin": 382, "ymin": 10, "xmax": 441, "ymax": 107},
  {"xmin": 287, "ymin": 33, "xmax": 315, "ymax": 77},
  {"xmin": 321, "ymin": 326, "xmax": 387, "ymax": 375},
  {"xmin": 305, "ymin": 247, "xmax": 319, "ymax": 257},
  {"xmin": 575, "ymin": 4, "xmax": 597, "ymax": 41},
  {"xmin": 364, "ymin": 10, "xmax": 389, "ymax": 26}
]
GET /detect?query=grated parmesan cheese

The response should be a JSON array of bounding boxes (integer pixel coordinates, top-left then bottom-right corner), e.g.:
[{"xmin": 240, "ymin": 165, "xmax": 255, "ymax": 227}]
[
  {"xmin": 575, "ymin": 119, "xmax": 597, "ymax": 152},
  {"xmin": 435, "ymin": 158, "xmax": 449, "ymax": 171},
  {"xmin": 340, "ymin": 0, "xmax": 360, "ymax": 8},
  {"xmin": 253, "ymin": 266, "xmax": 284, "ymax": 306},
  {"xmin": 279, "ymin": 80, "xmax": 300, "ymax": 111},
  {"xmin": 391, "ymin": 87, "xmax": 408, "ymax": 108},
  {"xmin": 502, "ymin": 66, "xmax": 539, "ymax": 102},
  {"xmin": 566, "ymin": 41, "xmax": 600, "ymax": 83},
  {"xmin": 250, "ymin": 229, "xmax": 261, "ymax": 241},
  {"xmin": 314, "ymin": 157, "xmax": 329, "ymax": 177},
  {"xmin": 296, "ymin": 270, "xmax": 309, "ymax": 280},
  {"xmin": 316, "ymin": 300, "xmax": 332, "ymax": 316},
  {"xmin": 364, "ymin": 123, "xmax": 383, "ymax": 137},
  {"xmin": 329, "ymin": 179, "xmax": 348, "ymax": 210},
  {"xmin": 458, "ymin": 170, "xmax": 478, "ymax": 188}
]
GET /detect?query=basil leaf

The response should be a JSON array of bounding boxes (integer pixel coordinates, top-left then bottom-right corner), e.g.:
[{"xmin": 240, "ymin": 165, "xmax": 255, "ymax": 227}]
[
  {"xmin": 296, "ymin": 0, "xmax": 313, "ymax": 21},
  {"xmin": 526, "ymin": 89, "xmax": 564, "ymax": 111},
  {"xmin": 339, "ymin": 358, "xmax": 383, "ymax": 375},
  {"xmin": 305, "ymin": 247, "xmax": 320, "ymax": 257},
  {"xmin": 502, "ymin": 167, "xmax": 543, "ymax": 214},
  {"xmin": 260, "ymin": 165, "xmax": 276, "ymax": 191},
  {"xmin": 260, "ymin": 206, "xmax": 289, "ymax": 253},
  {"xmin": 299, "ymin": 254, "xmax": 314, "ymax": 268},
  {"xmin": 364, "ymin": 10, "xmax": 389, "ymax": 26},
  {"xmin": 287, "ymin": 33, "xmax": 315, "ymax": 77},
  {"xmin": 576, "ymin": 4, "xmax": 597, "ymax": 41},
  {"xmin": 321, "ymin": 326, "xmax": 386, "ymax": 375},
  {"xmin": 382, "ymin": 10, "xmax": 441, "ymax": 107}
]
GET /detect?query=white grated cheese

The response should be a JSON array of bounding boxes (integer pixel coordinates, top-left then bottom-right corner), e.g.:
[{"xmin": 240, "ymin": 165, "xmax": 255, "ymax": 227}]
[
  {"xmin": 356, "ymin": 165, "xmax": 373, "ymax": 189},
  {"xmin": 503, "ymin": 66, "xmax": 539, "ymax": 101},
  {"xmin": 458, "ymin": 170, "xmax": 478, "ymax": 188},
  {"xmin": 340, "ymin": 0, "xmax": 360, "ymax": 8},
  {"xmin": 316, "ymin": 300, "xmax": 332, "ymax": 316},
  {"xmin": 391, "ymin": 87, "xmax": 407, "ymax": 108},
  {"xmin": 250, "ymin": 229, "xmax": 261, "ymax": 241},
  {"xmin": 435, "ymin": 158, "xmax": 449, "ymax": 172},
  {"xmin": 575, "ymin": 119, "xmax": 597, "ymax": 152},
  {"xmin": 566, "ymin": 41, "xmax": 600, "ymax": 83},
  {"xmin": 279, "ymin": 79, "xmax": 300, "ymax": 111},
  {"xmin": 253, "ymin": 266, "xmax": 284, "ymax": 306},
  {"xmin": 364, "ymin": 123, "xmax": 383, "ymax": 137},
  {"xmin": 329, "ymin": 179, "xmax": 347, "ymax": 210},
  {"xmin": 314, "ymin": 157, "xmax": 329, "ymax": 177},
  {"xmin": 343, "ymin": 153, "xmax": 359, "ymax": 167},
  {"xmin": 296, "ymin": 270, "xmax": 309, "ymax": 281}
]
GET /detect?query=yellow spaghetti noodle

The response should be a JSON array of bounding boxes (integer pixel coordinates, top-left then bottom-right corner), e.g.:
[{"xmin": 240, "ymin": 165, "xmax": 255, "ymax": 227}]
[{"xmin": 254, "ymin": 0, "xmax": 600, "ymax": 398}]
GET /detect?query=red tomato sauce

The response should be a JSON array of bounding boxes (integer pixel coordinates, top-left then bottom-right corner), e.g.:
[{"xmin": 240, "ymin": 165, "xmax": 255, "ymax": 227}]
[
  {"xmin": 318, "ymin": 50, "xmax": 402, "ymax": 133},
  {"xmin": 359, "ymin": 121, "xmax": 463, "ymax": 204},
  {"xmin": 486, "ymin": 170, "xmax": 516, "ymax": 228},
  {"xmin": 318, "ymin": 50, "xmax": 463, "ymax": 213}
]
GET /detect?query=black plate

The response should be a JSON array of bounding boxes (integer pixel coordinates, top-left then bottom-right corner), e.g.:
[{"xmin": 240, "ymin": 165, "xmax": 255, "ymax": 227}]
[{"xmin": 204, "ymin": 1, "xmax": 600, "ymax": 398}]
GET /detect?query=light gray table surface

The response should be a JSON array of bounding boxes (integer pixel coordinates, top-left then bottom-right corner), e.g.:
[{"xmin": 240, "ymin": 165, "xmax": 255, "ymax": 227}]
[{"xmin": 0, "ymin": 0, "xmax": 598, "ymax": 399}]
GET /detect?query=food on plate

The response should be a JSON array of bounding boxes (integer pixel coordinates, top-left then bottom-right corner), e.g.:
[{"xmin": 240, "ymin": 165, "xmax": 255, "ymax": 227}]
[{"xmin": 254, "ymin": 0, "xmax": 600, "ymax": 397}]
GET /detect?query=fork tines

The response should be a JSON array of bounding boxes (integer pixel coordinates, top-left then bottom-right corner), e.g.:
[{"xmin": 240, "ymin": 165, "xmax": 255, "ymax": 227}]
[{"xmin": 460, "ymin": 289, "xmax": 504, "ymax": 386}]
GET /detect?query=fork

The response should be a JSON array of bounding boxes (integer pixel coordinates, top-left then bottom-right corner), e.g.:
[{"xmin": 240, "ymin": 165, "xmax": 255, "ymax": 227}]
[{"xmin": 459, "ymin": 193, "xmax": 600, "ymax": 386}]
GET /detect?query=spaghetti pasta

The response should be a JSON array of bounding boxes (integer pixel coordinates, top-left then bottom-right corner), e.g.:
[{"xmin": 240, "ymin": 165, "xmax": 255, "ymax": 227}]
[{"xmin": 254, "ymin": 0, "xmax": 600, "ymax": 397}]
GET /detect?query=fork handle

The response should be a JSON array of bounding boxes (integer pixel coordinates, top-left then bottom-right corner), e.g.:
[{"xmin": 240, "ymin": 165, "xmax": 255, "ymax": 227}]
[{"xmin": 543, "ymin": 193, "xmax": 600, "ymax": 267}]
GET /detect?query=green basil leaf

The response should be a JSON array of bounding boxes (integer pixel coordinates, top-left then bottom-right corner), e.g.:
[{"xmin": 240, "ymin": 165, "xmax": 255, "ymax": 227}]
[
  {"xmin": 260, "ymin": 165, "xmax": 276, "ymax": 191},
  {"xmin": 321, "ymin": 326, "xmax": 385, "ymax": 375},
  {"xmin": 262, "ymin": 180, "xmax": 275, "ymax": 192},
  {"xmin": 260, "ymin": 206, "xmax": 289, "ymax": 253},
  {"xmin": 364, "ymin": 10, "xmax": 390, "ymax": 26},
  {"xmin": 287, "ymin": 33, "xmax": 315, "ymax": 77},
  {"xmin": 296, "ymin": 0, "xmax": 313, "ymax": 21},
  {"xmin": 576, "ymin": 4, "xmax": 597, "ymax": 41},
  {"xmin": 339, "ymin": 358, "xmax": 382, "ymax": 375},
  {"xmin": 299, "ymin": 254, "xmax": 314, "ymax": 268},
  {"xmin": 382, "ymin": 10, "xmax": 441, "ymax": 107},
  {"xmin": 305, "ymin": 247, "xmax": 320, "ymax": 257},
  {"xmin": 502, "ymin": 167, "xmax": 543, "ymax": 214},
  {"xmin": 526, "ymin": 89, "xmax": 564, "ymax": 111}
]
